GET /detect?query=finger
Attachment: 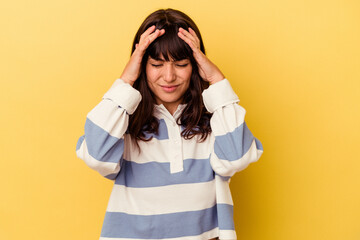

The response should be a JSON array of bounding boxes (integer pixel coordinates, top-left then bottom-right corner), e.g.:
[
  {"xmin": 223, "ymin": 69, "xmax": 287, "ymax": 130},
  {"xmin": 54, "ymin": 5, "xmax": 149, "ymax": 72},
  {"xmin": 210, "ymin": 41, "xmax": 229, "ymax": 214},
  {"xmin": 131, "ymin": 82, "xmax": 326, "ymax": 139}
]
[
  {"xmin": 156, "ymin": 28, "xmax": 165, "ymax": 37},
  {"xmin": 139, "ymin": 25, "xmax": 156, "ymax": 41},
  {"xmin": 141, "ymin": 29, "xmax": 164, "ymax": 49},
  {"xmin": 146, "ymin": 29, "xmax": 159, "ymax": 46},
  {"xmin": 179, "ymin": 27, "xmax": 197, "ymax": 45},
  {"xmin": 178, "ymin": 31, "xmax": 198, "ymax": 52},
  {"xmin": 135, "ymin": 43, "xmax": 139, "ymax": 48},
  {"xmin": 188, "ymin": 27, "xmax": 200, "ymax": 46},
  {"xmin": 147, "ymin": 28, "xmax": 165, "ymax": 44},
  {"xmin": 138, "ymin": 29, "xmax": 159, "ymax": 49},
  {"xmin": 134, "ymin": 28, "xmax": 164, "ymax": 55}
]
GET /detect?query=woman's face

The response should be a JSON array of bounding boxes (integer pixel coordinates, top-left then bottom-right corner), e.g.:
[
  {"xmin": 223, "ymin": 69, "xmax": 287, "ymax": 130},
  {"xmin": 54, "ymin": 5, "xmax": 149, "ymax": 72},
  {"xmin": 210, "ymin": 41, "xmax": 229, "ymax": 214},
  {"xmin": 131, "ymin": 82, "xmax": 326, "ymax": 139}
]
[{"xmin": 146, "ymin": 54, "xmax": 192, "ymax": 114}]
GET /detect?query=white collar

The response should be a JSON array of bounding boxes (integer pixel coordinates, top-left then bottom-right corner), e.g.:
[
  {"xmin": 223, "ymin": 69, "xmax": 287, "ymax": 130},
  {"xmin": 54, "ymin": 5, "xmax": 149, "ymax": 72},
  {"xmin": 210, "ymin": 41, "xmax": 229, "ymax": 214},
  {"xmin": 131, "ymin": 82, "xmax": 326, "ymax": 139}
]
[{"xmin": 153, "ymin": 103, "xmax": 187, "ymax": 123}]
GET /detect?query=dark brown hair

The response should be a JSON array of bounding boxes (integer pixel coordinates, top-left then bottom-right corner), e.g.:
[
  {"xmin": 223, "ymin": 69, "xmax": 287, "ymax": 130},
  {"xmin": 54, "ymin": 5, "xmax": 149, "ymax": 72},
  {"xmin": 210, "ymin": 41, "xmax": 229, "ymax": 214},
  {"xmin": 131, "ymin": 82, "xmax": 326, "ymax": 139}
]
[{"xmin": 128, "ymin": 8, "xmax": 212, "ymax": 143}]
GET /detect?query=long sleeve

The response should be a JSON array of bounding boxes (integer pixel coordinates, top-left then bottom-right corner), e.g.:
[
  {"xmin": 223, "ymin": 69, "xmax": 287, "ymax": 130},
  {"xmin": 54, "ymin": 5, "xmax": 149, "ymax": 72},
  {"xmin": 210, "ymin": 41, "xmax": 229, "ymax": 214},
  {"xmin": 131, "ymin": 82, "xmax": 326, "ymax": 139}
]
[
  {"xmin": 202, "ymin": 79, "xmax": 264, "ymax": 179},
  {"xmin": 75, "ymin": 78, "xmax": 142, "ymax": 180}
]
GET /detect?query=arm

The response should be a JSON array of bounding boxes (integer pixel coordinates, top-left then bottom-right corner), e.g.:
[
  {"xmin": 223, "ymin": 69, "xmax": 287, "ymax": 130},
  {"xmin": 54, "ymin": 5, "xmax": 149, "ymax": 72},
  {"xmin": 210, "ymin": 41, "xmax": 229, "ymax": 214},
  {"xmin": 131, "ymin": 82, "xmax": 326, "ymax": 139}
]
[
  {"xmin": 75, "ymin": 79, "xmax": 141, "ymax": 179},
  {"xmin": 202, "ymin": 79, "xmax": 264, "ymax": 178},
  {"xmin": 76, "ymin": 25, "xmax": 164, "ymax": 179},
  {"xmin": 178, "ymin": 28, "xmax": 263, "ymax": 178}
]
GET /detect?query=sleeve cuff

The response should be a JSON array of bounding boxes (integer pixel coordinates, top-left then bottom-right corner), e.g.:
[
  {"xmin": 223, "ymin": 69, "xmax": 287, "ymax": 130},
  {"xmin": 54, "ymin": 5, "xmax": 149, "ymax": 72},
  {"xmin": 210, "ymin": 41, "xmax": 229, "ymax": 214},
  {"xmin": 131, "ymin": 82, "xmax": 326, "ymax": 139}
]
[
  {"xmin": 102, "ymin": 78, "xmax": 142, "ymax": 114},
  {"xmin": 202, "ymin": 79, "xmax": 239, "ymax": 113}
]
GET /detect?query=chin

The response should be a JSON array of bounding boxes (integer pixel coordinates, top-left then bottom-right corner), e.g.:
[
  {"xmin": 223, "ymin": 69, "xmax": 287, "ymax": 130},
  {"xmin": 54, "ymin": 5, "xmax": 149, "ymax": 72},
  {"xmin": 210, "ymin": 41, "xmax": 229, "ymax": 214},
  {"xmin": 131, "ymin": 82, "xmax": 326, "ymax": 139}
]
[
  {"xmin": 157, "ymin": 94, "xmax": 183, "ymax": 104},
  {"xmin": 160, "ymin": 97, "xmax": 181, "ymax": 104}
]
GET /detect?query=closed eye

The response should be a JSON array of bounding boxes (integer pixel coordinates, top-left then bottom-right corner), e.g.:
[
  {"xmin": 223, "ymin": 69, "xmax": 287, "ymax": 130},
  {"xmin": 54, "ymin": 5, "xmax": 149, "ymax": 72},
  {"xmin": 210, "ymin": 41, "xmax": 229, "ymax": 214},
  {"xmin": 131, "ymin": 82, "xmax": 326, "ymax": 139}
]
[
  {"xmin": 151, "ymin": 64, "xmax": 163, "ymax": 67},
  {"xmin": 176, "ymin": 63, "xmax": 189, "ymax": 67}
]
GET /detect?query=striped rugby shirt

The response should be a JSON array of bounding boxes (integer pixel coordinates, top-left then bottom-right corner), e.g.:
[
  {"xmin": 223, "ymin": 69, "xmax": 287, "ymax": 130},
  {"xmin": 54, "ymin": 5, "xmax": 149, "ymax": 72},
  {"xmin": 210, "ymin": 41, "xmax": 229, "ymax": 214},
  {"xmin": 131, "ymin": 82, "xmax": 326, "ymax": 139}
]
[{"xmin": 76, "ymin": 78, "xmax": 264, "ymax": 240}]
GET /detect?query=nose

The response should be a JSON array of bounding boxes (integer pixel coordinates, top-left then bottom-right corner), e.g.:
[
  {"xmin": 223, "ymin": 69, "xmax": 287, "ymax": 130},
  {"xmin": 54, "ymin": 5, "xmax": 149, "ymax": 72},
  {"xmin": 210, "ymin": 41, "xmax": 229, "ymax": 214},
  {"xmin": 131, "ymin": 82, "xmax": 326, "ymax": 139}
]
[{"xmin": 163, "ymin": 64, "xmax": 176, "ymax": 82}]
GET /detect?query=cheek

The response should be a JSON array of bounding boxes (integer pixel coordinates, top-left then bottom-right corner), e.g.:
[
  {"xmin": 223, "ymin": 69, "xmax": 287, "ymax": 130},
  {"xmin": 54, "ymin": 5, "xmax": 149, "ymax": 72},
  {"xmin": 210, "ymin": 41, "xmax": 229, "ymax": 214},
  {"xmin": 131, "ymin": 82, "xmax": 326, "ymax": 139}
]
[
  {"xmin": 145, "ymin": 65, "xmax": 159, "ymax": 83},
  {"xmin": 145, "ymin": 65, "xmax": 153, "ymax": 82},
  {"xmin": 182, "ymin": 66, "xmax": 192, "ymax": 84}
]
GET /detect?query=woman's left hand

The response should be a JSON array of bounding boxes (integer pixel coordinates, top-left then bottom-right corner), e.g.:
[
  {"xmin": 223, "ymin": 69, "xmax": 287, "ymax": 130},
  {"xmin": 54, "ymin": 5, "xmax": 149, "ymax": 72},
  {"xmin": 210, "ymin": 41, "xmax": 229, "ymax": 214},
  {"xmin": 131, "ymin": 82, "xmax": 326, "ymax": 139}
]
[{"xmin": 178, "ymin": 27, "xmax": 225, "ymax": 84}]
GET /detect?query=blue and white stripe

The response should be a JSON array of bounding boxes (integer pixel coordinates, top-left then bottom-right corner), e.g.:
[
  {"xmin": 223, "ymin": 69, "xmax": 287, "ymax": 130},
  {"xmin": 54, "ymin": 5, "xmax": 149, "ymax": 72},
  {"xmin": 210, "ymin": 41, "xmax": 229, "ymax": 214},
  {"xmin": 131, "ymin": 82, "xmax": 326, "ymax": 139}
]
[
  {"xmin": 202, "ymin": 80, "xmax": 264, "ymax": 179},
  {"xmin": 76, "ymin": 99, "xmax": 129, "ymax": 179},
  {"xmin": 76, "ymin": 78, "xmax": 263, "ymax": 240},
  {"xmin": 101, "ymin": 205, "xmax": 218, "ymax": 239},
  {"xmin": 106, "ymin": 180, "xmax": 216, "ymax": 215},
  {"xmin": 114, "ymin": 158, "xmax": 214, "ymax": 188}
]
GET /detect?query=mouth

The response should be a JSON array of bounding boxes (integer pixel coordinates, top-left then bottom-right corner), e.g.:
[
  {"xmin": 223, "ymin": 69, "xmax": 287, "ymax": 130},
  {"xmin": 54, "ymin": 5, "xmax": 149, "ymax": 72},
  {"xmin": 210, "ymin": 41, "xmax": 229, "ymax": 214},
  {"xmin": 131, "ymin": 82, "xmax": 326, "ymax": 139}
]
[{"xmin": 160, "ymin": 84, "xmax": 180, "ymax": 93}]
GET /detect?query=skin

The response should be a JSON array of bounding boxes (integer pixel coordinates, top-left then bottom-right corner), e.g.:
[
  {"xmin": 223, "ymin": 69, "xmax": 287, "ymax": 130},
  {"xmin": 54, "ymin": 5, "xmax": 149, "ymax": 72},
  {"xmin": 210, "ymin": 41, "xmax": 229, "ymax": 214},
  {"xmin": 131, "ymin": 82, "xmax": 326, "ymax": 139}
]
[
  {"xmin": 119, "ymin": 25, "xmax": 223, "ymax": 240},
  {"xmin": 177, "ymin": 27, "xmax": 225, "ymax": 85},
  {"xmin": 146, "ymin": 56, "xmax": 192, "ymax": 115},
  {"xmin": 120, "ymin": 25, "xmax": 225, "ymax": 115}
]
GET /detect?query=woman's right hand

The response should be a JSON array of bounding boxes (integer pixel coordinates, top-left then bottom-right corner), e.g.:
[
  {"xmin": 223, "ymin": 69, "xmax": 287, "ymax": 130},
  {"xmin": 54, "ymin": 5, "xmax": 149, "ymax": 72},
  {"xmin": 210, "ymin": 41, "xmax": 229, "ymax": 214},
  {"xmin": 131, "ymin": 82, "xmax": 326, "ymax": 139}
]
[{"xmin": 120, "ymin": 25, "xmax": 165, "ymax": 86}]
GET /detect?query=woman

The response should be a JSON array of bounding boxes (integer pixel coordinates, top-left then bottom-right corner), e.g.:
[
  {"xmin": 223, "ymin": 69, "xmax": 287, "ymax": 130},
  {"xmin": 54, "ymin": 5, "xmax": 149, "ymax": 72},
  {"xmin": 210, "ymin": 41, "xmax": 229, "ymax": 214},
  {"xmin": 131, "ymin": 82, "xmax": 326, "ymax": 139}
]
[{"xmin": 76, "ymin": 8, "xmax": 263, "ymax": 240}]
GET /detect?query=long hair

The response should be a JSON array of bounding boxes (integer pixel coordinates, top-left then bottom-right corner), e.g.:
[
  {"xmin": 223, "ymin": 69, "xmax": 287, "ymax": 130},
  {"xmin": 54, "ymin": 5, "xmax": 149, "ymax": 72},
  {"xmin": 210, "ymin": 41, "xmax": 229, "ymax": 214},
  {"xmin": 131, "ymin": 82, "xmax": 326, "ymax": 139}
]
[{"xmin": 128, "ymin": 8, "xmax": 212, "ymax": 143}]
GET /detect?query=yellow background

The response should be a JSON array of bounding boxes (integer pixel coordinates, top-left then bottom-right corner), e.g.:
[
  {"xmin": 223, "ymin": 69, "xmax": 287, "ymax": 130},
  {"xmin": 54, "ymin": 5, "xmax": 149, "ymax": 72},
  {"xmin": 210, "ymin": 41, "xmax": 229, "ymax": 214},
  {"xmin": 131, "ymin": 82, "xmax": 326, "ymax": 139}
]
[{"xmin": 1, "ymin": 0, "xmax": 359, "ymax": 239}]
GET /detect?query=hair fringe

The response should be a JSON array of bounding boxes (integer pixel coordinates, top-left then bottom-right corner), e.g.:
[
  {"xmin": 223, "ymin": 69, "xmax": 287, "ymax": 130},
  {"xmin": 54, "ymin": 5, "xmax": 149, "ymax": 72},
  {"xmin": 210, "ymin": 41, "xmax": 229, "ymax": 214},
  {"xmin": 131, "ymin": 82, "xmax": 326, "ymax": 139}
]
[{"xmin": 128, "ymin": 9, "xmax": 212, "ymax": 151}]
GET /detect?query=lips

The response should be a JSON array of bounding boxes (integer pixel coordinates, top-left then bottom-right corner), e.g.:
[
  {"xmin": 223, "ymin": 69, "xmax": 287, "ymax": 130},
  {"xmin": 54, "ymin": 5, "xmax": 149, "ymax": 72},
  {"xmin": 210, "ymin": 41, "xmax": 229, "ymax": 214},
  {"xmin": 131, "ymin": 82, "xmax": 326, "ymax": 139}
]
[{"xmin": 160, "ymin": 84, "xmax": 180, "ymax": 93}]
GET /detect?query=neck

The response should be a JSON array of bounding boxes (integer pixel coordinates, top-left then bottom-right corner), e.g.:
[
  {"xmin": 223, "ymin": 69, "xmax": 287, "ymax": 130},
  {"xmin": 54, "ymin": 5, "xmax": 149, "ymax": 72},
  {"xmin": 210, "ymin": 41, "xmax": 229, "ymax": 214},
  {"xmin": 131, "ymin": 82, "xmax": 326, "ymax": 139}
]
[
  {"xmin": 155, "ymin": 97, "xmax": 184, "ymax": 116},
  {"xmin": 162, "ymin": 103, "xmax": 179, "ymax": 116}
]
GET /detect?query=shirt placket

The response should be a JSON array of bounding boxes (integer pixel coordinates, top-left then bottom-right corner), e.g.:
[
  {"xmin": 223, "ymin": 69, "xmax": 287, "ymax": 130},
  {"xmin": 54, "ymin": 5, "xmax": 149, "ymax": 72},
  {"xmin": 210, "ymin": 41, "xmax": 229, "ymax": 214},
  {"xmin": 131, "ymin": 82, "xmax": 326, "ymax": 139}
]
[{"xmin": 169, "ymin": 120, "xmax": 184, "ymax": 173}]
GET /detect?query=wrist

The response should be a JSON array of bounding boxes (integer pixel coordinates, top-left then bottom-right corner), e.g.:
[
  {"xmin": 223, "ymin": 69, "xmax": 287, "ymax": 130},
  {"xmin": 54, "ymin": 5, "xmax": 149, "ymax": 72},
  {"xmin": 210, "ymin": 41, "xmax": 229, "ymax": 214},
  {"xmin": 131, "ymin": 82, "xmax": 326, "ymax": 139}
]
[
  {"xmin": 208, "ymin": 73, "xmax": 225, "ymax": 85},
  {"xmin": 119, "ymin": 75, "xmax": 135, "ymax": 86}
]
